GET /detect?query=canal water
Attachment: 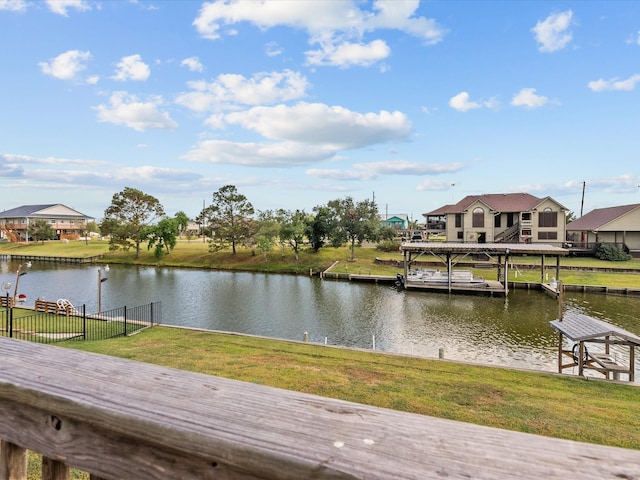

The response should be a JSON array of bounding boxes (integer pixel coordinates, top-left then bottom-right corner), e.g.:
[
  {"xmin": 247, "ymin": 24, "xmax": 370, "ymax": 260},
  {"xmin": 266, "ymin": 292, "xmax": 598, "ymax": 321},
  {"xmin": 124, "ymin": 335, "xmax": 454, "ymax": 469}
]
[{"xmin": 2, "ymin": 260, "xmax": 640, "ymax": 377}]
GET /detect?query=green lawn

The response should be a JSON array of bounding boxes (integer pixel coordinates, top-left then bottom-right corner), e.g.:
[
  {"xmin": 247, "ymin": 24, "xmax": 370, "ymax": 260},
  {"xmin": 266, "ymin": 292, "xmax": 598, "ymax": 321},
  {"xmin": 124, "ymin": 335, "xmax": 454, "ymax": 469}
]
[{"xmin": 64, "ymin": 326, "xmax": 640, "ymax": 450}]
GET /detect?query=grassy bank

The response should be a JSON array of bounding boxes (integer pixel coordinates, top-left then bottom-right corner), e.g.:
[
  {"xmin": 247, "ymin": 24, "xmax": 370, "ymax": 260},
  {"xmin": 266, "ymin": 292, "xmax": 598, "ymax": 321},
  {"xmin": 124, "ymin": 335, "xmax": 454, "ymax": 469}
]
[
  {"xmin": 2, "ymin": 239, "xmax": 640, "ymax": 287},
  {"xmin": 63, "ymin": 326, "xmax": 640, "ymax": 450}
]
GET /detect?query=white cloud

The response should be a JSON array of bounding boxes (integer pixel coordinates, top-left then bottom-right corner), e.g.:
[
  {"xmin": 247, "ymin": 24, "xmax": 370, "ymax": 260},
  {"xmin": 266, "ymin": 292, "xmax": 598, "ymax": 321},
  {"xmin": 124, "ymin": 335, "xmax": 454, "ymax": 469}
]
[
  {"xmin": 112, "ymin": 54, "xmax": 151, "ymax": 81},
  {"xmin": 588, "ymin": 74, "xmax": 640, "ymax": 92},
  {"xmin": 0, "ymin": 0, "xmax": 26, "ymax": 11},
  {"xmin": 416, "ymin": 178, "xmax": 458, "ymax": 192},
  {"xmin": 176, "ymin": 70, "xmax": 309, "ymax": 112},
  {"xmin": 182, "ymin": 139, "xmax": 335, "ymax": 167},
  {"xmin": 449, "ymin": 92, "xmax": 481, "ymax": 112},
  {"xmin": 183, "ymin": 103, "xmax": 412, "ymax": 167},
  {"xmin": 221, "ymin": 102, "xmax": 412, "ymax": 149},
  {"xmin": 511, "ymin": 88, "xmax": 548, "ymax": 108},
  {"xmin": 45, "ymin": 0, "xmax": 90, "ymax": 16},
  {"xmin": 181, "ymin": 57, "xmax": 204, "ymax": 72},
  {"xmin": 39, "ymin": 50, "xmax": 92, "ymax": 81},
  {"xmin": 307, "ymin": 160, "xmax": 465, "ymax": 181},
  {"xmin": 531, "ymin": 10, "xmax": 574, "ymax": 53},
  {"xmin": 265, "ymin": 41, "xmax": 283, "ymax": 57},
  {"xmin": 94, "ymin": 91, "xmax": 178, "ymax": 131},
  {"xmin": 193, "ymin": 0, "xmax": 445, "ymax": 67},
  {"xmin": 306, "ymin": 39, "xmax": 391, "ymax": 67}
]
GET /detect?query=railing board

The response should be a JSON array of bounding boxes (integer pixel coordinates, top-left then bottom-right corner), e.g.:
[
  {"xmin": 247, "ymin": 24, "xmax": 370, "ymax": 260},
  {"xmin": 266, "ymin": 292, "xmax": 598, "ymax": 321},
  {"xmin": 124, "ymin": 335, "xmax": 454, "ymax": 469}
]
[{"xmin": 1, "ymin": 337, "xmax": 640, "ymax": 480}]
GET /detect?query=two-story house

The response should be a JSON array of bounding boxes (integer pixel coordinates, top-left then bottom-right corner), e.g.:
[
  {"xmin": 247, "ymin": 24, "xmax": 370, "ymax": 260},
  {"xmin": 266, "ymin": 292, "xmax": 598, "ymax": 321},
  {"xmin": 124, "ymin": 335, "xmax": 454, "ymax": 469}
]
[
  {"xmin": 0, "ymin": 204, "xmax": 93, "ymax": 242},
  {"xmin": 423, "ymin": 193, "xmax": 567, "ymax": 245}
]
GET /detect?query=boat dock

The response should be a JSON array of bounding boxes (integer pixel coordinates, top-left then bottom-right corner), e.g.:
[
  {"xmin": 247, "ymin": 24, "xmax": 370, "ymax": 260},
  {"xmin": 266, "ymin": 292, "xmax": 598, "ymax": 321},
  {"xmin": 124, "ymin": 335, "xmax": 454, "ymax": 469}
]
[
  {"xmin": 399, "ymin": 242, "xmax": 569, "ymax": 296},
  {"xmin": 0, "ymin": 254, "xmax": 103, "ymax": 264}
]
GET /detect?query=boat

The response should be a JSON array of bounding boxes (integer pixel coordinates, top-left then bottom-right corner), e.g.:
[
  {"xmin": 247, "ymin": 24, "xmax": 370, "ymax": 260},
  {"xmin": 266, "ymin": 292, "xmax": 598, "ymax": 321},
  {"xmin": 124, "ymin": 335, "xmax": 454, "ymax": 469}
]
[{"xmin": 403, "ymin": 268, "xmax": 487, "ymax": 287}]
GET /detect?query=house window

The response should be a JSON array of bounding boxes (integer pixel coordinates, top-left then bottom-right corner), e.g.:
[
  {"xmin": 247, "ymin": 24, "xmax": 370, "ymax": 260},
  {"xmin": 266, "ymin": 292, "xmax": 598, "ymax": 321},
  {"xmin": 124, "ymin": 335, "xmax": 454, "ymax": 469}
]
[
  {"xmin": 455, "ymin": 213, "xmax": 462, "ymax": 228},
  {"xmin": 521, "ymin": 212, "xmax": 531, "ymax": 222},
  {"xmin": 538, "ymin": 231, "xmax": 558, "ymax": 240},
  {"xmin": 522, "ymin": 229, "xmax": 532, "ymax": 236},
  {"xmin": 50, "ymin": 219, "xmax": 55, "ymax": 224},
  {"xmin": 494, "ymin": 215, "xmax": 501, "ymax": 228},
  {"xmin": 472, "ymin": 208, "xmax": 484, "ymax": 228},
  {"xmin": 538, "ymin": 208, "xmax": 557, "ymax": 227},
  {"xmin": 457, "ymin": 231, "xmax": 464, "ymax": 240}
]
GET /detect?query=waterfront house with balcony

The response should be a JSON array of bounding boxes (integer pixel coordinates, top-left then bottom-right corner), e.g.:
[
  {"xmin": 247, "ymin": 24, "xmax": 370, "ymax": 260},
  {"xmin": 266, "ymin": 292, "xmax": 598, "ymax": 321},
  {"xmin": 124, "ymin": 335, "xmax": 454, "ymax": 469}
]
[
  {"xmin": 0, "ymin": 204, "xmax": 93, "ymax": 242},
  {"xmin": 566, "ymin": 203, "xmax": 640, "ymax": 257},
  {"xmin": 423, "ymin": 193, "xmax": 568, "ymax": 246}
]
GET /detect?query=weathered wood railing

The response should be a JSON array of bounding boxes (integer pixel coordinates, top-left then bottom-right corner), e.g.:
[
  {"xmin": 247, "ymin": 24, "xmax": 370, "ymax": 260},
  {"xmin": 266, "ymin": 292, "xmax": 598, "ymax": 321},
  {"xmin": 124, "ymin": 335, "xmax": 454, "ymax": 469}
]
[{"xmin": 1, "ymin": 337, "xmax": 640, "ymax": 480}]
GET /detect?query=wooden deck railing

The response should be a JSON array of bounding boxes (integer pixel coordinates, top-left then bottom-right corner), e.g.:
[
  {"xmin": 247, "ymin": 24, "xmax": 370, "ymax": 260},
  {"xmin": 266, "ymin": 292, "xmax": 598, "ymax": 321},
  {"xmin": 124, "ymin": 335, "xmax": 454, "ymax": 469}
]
[{"xmin": 1, "ymin": 337, "xmax": 640, "ymax": 479}]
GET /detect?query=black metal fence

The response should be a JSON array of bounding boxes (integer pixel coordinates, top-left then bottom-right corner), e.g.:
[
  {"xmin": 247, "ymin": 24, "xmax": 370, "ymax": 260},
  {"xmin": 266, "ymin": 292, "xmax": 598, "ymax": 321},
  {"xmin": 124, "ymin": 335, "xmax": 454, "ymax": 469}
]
[{"xmin": 0, "ymin": 301, "xmax": 161, "ymax": 344}]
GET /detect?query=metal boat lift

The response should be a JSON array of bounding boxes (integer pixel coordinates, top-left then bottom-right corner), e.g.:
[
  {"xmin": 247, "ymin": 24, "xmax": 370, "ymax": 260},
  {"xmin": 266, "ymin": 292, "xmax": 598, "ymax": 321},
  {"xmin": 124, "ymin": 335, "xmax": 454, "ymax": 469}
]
[{"xmin": 399, "ymin": 242, "xmax": 569, "ymax": 296}]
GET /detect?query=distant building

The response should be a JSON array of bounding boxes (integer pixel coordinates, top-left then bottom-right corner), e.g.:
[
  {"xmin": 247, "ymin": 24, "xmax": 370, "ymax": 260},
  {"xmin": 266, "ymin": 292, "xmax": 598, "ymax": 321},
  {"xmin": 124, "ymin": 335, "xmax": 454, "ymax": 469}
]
[
  {"xmin": 566, "ymin": 203, "xmax": 640, "ymax": 257},
  {"xmin": 0, "ymin": 204, "xmax": 93, "ymax": 242},
  {"xmin": 424, "ymin": 193, "xmax": 568, "ymax": 245},
  {"xmin": 379, "ymin": 213, "xmax": 409, "ymax": 231}
]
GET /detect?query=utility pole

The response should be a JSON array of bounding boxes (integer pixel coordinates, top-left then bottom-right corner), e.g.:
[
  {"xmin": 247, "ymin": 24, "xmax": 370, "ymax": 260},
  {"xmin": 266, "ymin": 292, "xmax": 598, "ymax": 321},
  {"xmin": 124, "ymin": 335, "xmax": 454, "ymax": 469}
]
[{"xmin": 580, "ymin": 181, "xmax": 586, "ymax": 217}]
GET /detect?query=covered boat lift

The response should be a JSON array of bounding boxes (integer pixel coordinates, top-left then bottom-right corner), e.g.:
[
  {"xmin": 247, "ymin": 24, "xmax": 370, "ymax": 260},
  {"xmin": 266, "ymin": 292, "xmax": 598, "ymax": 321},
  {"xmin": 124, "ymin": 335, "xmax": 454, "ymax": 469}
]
[{"xmin": 398, "ymin": 242, "xmax": 569, "ymax": 296}]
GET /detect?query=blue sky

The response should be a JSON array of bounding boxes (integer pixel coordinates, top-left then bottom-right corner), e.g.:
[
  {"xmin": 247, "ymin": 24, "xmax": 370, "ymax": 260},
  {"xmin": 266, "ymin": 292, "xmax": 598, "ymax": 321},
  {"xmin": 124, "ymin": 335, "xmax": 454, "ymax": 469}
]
[{"xmin": 1, "ymin": 0, "xmax": 639, "ymax": 221}]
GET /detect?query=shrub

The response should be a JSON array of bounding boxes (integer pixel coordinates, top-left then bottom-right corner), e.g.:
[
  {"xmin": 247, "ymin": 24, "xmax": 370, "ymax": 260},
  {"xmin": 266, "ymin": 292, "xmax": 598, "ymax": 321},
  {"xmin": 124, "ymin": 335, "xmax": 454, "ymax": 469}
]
[
  {"xmin": 376, "ymin": 240, "xmax": 401, "ymax": 252},
  {"xmin": 594, "ymin": 244, "xmax": 632, "ymax": 261}
]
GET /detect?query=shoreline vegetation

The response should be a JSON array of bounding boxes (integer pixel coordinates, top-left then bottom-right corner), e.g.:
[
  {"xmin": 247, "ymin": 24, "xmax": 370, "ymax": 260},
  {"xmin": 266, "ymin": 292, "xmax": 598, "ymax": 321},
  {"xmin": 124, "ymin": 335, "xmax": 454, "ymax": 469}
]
[
  {"xmin": 2, "ymin": 237, "xmax": 640, "ymax": 287},
  {"xmin": 3, "ymin": 239, "xmax": 640, "ymax": 453}
]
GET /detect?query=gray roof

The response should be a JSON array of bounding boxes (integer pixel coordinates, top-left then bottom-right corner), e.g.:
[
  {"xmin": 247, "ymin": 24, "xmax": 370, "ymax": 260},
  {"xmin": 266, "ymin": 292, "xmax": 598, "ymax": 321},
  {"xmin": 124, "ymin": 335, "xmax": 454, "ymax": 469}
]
[
  {"xmin": 550, "ymin": 311, "xmax": 640, "ymax": 345},
  {"xmin": 566, "ymin": 204, "xmax": 640, "ymax": 231},
  {"xmin": 0, "ymin": 204, "xmax": 91, "ymax": 219},
  {"xmin": 400, "ymin": 242, "xmax": 568, "ymax": 256}
]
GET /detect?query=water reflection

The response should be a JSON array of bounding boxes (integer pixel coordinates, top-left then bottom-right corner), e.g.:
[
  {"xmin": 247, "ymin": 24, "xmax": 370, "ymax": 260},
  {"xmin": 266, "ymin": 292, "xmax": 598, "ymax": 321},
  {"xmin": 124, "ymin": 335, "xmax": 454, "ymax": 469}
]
[{"xmin": 2, "ymin": 259, "xmax": 639, "ymax": 377}]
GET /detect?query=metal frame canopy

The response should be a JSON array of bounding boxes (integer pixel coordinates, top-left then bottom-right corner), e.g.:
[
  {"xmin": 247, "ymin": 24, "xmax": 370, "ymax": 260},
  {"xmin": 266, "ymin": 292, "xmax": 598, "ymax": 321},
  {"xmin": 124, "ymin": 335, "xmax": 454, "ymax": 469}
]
[
  {"xmin": 399, "ymin": 242, "xmax": 569, "ymax": 295},
  {"xmin": 550, "ymin": 311, "xmax": 640, "ymax": 382}
]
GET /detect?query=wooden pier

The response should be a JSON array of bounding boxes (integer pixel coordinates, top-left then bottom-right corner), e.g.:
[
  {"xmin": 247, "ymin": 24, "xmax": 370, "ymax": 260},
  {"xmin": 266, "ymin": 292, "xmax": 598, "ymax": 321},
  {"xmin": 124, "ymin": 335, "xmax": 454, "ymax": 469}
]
[{"xmin": 1, "ymin": 254, "xmax": 103, "ymax": 264}]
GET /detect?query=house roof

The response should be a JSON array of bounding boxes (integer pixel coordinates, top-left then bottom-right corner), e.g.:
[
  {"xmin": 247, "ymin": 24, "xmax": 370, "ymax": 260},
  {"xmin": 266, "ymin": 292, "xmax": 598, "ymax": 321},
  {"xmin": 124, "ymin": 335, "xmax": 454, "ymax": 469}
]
[
  {"xmin": 380, "ymin": 213, "xmax": 408, "ymax": 222},
  {"xmin": 424, "ymin": 193, "xmax": 547, "ymax": 216},
  {"xmin": 566, "ymin": 204, "xmax": 640, "ymax": 231},
  {"xmin": 0, "ymin": 204, "xmax": 91, "ymax": 220}
]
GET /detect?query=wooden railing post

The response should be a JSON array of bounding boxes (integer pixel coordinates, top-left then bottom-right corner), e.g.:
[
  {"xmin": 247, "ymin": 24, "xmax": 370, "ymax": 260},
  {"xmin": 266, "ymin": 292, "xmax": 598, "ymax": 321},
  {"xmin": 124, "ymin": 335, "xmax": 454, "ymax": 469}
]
[
  {"xmin": 0, "ymin": 440, "xmax": 27, "ymax": 480},
  {"xmin": 42, "ymin": 456, "xmax": 69, "ymax": 480}
]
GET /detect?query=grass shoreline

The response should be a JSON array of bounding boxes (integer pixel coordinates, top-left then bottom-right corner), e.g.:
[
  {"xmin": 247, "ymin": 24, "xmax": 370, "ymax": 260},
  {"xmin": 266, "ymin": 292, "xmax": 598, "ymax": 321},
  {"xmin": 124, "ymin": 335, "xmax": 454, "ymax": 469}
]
[
  {"xmin": 3, "ymin": 239, "xmax": 640, "ymax": 288},
  {"xmin": 63, "ymin": 326, "xmax": 640, "ymax": 450},
  {"xmin": 3, "ymin": 240, "xmax": 640, "ymax": 451}
]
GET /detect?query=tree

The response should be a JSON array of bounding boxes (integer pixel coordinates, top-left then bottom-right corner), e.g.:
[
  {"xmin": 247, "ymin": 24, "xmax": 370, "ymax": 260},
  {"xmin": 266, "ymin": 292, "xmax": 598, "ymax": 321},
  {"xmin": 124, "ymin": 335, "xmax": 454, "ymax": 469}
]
[
  {"xmin": 174, "ymin": 211, "xmax": 190, "ymax": 236},
  {"xmin": 199, "ymin": 185, "xmax": 254, "ymax": 255},
  {"xmin": 254, "ymin": 210, "xmax": 280, "ymax": 261},
  {"xmin": 306, "ymin": 206, "xmax": 332, "ymax": 252},
  {"xmin": 326, "ymin": 196, "xmax": 380, "ymax": 261},
  {"xmin": 101, "ymin": 187, "xmax": 165, "ymax": 259},
  {"xmin": 146, "ymin": 217, "xmax": 180, "ymax": 258},
  {"xmin": 30, "ymin": 218, "xmax": 56, "ymax": 244},
  {"xmin": 278, "ymin": 209, "xmax": 307, "ymax": 261}
]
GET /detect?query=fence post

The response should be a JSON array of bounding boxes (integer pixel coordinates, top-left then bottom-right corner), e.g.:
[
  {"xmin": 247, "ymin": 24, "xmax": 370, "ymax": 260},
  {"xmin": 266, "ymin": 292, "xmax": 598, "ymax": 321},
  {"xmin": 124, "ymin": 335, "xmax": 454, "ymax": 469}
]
[
  {"xmin": 124, "ymin": 306, "xmax": 127, "ymax": 336},
  {"xmin": 9, "ymin": 306, "xmax": 13, "ymax": 339},
  {"xmin": 82, "ymin": 304, "xmax": 87, "ymax": 340},
  {"xmin": 150, "ymin": 302, "xmax": 154, "ymax": 327}
]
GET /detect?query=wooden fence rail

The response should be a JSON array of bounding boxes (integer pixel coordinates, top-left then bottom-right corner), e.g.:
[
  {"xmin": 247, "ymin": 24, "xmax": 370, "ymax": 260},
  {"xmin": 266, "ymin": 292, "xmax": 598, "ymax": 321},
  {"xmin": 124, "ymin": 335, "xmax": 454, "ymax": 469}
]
[{"xmin": 1, "ymin": 337, "xmax": 640, "ymax": 479}]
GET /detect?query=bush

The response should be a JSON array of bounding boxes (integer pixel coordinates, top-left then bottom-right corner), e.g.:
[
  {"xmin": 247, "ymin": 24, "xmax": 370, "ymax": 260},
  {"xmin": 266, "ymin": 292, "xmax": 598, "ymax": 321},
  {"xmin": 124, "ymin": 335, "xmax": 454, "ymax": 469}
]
[
  {"xmin": 376, "ymin": 240, "xmax": 401, "ymax": 252},
  {"xmin": 594, "ymin": 244, "xmax": 632, "ymax": 261}
]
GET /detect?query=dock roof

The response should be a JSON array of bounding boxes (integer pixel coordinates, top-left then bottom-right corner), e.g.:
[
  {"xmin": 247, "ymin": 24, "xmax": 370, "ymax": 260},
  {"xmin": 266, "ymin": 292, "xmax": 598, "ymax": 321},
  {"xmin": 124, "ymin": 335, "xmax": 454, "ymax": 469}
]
[
  {"xmin": 550, "ymin": 311, "xmax": 640, "ymax": 345},
  {"xmin": 400, "ymin": 242, "xmax": 569, "ymax": 256}
]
